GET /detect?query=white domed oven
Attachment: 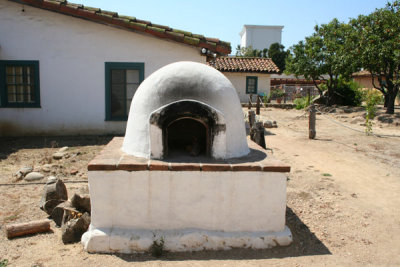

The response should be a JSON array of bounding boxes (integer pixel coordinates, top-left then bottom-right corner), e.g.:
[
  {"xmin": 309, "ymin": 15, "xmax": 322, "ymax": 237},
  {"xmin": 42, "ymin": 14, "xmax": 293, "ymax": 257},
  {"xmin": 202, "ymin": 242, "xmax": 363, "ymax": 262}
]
[{"xmin": 83, "ymin": 62, "xmax": 292, "ymax": 253}]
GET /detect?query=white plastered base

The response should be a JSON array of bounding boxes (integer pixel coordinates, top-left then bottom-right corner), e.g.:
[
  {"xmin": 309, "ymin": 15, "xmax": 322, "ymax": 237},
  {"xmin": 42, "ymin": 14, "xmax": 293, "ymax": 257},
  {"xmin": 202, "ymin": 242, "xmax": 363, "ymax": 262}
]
[{"xmin": 82, "ymin": 226, "xmax": 292, "ymax": 253}]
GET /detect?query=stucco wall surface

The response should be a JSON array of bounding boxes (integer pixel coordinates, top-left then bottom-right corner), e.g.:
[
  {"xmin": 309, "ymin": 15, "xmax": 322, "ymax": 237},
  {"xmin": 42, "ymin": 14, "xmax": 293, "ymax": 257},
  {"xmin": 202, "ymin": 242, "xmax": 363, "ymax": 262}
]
[
  {"xmin": 223, "ymin": 72, "xmax": 271, "ymax": 103},
  {"xmin": 240, "ymin": 26, "xmax": 283, "ymax": 51},
  {"xmin": 0, "ymin": 1, "xmax": 205, "ymax": 136},
  {"xmin": 82, "ymin": 170, "xmax": 291, "ymax": 252}
]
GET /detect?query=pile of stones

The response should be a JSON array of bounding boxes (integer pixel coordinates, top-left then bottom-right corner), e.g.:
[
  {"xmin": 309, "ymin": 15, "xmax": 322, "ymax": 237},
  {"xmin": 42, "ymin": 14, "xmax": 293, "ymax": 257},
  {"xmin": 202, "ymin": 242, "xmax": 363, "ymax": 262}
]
[
  {"xmin": 14, "ymin": 146, "xmax": 82, "ymax": 182},
  {"xmin": 39, "ymin": 177, "xmax": 91, "ymax": 244}
]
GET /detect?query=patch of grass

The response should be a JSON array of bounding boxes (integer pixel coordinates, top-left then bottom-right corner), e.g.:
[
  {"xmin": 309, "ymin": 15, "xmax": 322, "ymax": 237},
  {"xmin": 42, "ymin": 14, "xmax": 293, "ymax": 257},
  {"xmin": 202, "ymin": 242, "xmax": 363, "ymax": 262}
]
[
  {"xmin": 0, "ymin": 259, "xmax": 9, "ymax": 267},
  {"xmin": 150, "ymin": 236, "xmax": 165, "ymax": 258},
  {"xmin": 322, "ymin": 173, "xmax": 332, "ymax": 177}
]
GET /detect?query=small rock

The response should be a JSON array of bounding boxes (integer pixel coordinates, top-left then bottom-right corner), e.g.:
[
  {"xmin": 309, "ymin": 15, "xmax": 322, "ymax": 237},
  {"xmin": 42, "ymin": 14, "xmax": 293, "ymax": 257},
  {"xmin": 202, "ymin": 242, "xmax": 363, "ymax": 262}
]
[
  {"xmin": 41, "ymin": 164, "xmax": 52, "ymax": 172},
  {"xmin": 70, "ymin": 169, "xmax": 79, "ymax": 175},
  {"xmin": 58, "ymin": 146, "xmax": 69, "ymax": 153},
  {"xmin": 14, "ymin": 171, "xmax": 23, "ymax": 181},
  {"xmin": 24, "ymin": 172, "xmax": 45, "ymax": 181},
  {"xmin": 264, "ymin": 120, "xmax": 273, "ymax": 128},
  {"xmin": 19, "ymin": 166, "xmax": 33, "ymax": 176},
  {"xmin": 52, "ymin": 152, "xmax": 65, "ymax": 160}
]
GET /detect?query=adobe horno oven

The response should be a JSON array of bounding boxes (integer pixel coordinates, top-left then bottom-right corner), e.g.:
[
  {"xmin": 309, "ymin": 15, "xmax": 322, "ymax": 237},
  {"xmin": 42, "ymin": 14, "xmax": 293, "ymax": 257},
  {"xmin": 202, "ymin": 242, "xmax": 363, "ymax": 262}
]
[{"xmin": 82, "ymin": 61, "xmax": 292, "ymax": 253}]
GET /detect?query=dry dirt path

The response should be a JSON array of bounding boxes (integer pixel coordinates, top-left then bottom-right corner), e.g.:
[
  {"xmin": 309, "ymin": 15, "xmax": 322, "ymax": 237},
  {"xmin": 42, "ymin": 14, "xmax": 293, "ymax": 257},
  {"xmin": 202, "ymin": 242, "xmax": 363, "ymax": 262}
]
[
  {"xmin": 1, "ymin": 108, "xmax": 399, "ymax": 266},
  {"xmin": 260, "ymin": 107, "xmax": 400, "ymax": 266}
]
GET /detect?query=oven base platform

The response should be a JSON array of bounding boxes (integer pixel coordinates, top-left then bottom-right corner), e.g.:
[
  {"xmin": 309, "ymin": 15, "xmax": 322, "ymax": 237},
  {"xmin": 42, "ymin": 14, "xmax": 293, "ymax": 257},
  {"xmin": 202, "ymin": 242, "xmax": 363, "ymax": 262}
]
[{"xmin": 82, "ymin": 226, "xmax": 292, "ymax": 253}]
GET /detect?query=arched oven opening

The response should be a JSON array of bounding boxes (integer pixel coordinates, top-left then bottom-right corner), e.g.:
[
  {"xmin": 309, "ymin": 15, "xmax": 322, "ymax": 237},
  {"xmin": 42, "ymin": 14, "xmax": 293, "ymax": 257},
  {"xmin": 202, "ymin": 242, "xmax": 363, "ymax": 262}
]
[
  {"xmin": 166, "ymin": 118, "xmax": 208, "ymax": 158},
  {"xmin": 149, "ymin": 100, "xmax": 226, "ymax": 160}
]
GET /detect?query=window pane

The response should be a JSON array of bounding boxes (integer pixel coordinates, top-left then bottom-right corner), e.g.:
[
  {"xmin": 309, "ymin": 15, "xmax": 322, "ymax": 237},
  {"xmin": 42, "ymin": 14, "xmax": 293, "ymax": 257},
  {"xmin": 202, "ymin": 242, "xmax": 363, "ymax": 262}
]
[
  {"xmin": 6, "ymin": 75, "xmax": 15, "ymax": 84},
  {"xmin": 15, "ymin": 66, "xmax": 23, "ymax": 75},
  {"xmin": 126, "ymin": 84, "xmax": 139, "ymax": 99},
  {"xmin": 111, "ymin": 69, "xmax": 125, "ymax": 84},
  {"xmin": 16, "ymin": 86, "xmax": 24, "ymax": 102},
  {"xmin": 7, "ymin": 85, "xmax": 16, "ymax": 102},
  {"xmin": 111, "ymin": 84, "xmax": 125, "ymax": 117},
  {"xmin": 6, "ymin": 66, "xmax": 15, "ymax": 75},
  {"xmin": 16, "ymin": 75, "xmax": 23, "ymax": 84},
  {"xmin": 126, "ymin": 70, "xmax": 139, "ymax": 83}
]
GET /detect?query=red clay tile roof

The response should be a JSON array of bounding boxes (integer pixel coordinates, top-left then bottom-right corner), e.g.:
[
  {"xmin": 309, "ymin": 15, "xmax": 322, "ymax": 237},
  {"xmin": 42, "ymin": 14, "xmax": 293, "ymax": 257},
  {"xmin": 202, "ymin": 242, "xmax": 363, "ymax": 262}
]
[
  {"xmin": 209, "ymin": 57, "xmax": 280, "ymax": 73},
  {"xmin": 14, "ymin": 0, "xmax": 231, "ymax": 55},
  {"xmin": 352, "ymin": 70, "xmax": 371, "ymax": 77}
]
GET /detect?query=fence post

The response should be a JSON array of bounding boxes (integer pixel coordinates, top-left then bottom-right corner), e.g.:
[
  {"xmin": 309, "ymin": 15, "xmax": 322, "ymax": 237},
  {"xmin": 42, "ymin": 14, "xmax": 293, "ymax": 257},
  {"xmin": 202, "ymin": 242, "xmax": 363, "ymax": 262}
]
[
  {"xmin": 309, "ymin": 104, "xmax": 316, "ymax": 139},
  {"xmin": 248, "ymin": 94, "xmax": 252, "ymax": 109},
  {"xmin": 248, "ymin": 110, "xmax": 255, "ymax": 129},
  {"xmin": 256, "ymin": 95, "xmax": 260, "ymax": 115}
]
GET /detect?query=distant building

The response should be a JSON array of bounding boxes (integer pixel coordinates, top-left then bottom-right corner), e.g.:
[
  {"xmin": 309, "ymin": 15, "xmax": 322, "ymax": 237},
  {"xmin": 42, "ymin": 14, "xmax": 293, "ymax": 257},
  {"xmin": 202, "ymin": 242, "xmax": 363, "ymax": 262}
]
[
  {"xmin": 209, "ymin": 57, "xmax": 280, "ymax": 103},
  {"xmin": 239, "ymin": 25, "xmax": 284, "ymax": 50}
]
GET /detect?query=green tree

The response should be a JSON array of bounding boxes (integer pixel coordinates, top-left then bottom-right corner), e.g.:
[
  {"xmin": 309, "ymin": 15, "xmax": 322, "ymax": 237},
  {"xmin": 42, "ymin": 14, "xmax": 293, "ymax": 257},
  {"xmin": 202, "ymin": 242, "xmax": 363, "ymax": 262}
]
[
  {"xmin": 350, "ymin": 1, "xmax": 400, "ymax": 114},
  {"xmin": 236, "ymin": 45, "xmax": 262, "ymax": 57},
  {"xmin": 268, "ymin": 42, "xmax": 289, "ymax": 71},
  {"xmin": 286, "ymin": 18, "xmax": 357, "ymax": 105}
]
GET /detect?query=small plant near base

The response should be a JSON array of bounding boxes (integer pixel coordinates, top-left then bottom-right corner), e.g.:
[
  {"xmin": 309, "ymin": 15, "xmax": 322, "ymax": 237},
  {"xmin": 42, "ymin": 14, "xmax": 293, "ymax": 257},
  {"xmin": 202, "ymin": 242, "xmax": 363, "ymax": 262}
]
[
  {"xmin": 263, "ymin": 93, "xmax": 271, "ymax": 105},
  {"xmin": 322, "ymin": 173, "xmax": 332, "ymax": 177},
  {"xmin": 150, "ymin": 236, "xmax": 165, "ymax": 257},
  {"xmin": 294, "ymin": 96, "xmax": 314, "ymax": 110},
  {"xmin": 0, "ymin": 259, "xmax": 8, "ymax": 267},
  {"xmin": 364, "ymin": 89, "xmax": 383, "ymax": 135}
]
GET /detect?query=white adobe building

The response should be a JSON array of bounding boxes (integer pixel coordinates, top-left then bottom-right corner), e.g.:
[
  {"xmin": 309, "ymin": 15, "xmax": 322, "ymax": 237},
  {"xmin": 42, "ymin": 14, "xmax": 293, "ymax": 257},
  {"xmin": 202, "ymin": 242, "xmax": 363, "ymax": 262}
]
[
  {"xmin": 239, "ymin": 25, "xmax": 284, "ymax": 51},
  {"xmin": 0, "ymin": 0, "xmax": 230, "ymax": 136}
]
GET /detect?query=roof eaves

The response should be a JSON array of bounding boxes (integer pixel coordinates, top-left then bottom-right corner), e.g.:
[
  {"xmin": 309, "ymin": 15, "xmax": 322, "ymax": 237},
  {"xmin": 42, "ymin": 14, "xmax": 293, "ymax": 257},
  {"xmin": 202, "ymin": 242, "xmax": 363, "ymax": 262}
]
[{"xmin": 14, "ymin": 0, "xmax": 231, "ymax": 55}]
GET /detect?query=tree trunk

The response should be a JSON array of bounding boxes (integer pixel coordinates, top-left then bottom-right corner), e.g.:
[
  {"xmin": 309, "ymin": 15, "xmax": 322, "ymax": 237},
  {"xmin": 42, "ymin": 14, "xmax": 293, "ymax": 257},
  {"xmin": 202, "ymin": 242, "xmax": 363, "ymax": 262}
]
[
  {"xmin": 384, "ymin": 94, "xmax": 389, "ymax": 108},
  {"xmin": 386, "ymin": 93, "xmax": 395, "ymax": 114}
]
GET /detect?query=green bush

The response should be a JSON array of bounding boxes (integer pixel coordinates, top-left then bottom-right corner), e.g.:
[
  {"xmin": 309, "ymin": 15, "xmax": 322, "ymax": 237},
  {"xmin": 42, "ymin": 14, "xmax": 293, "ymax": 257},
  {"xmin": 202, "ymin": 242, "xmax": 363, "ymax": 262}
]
[
  {"xmin": 294, "ymin": 97, "xmax": 309, "ymax": 110},
  {"xmin": 319, "ymin": 78, "xmax": 363, "ymax": 106}
]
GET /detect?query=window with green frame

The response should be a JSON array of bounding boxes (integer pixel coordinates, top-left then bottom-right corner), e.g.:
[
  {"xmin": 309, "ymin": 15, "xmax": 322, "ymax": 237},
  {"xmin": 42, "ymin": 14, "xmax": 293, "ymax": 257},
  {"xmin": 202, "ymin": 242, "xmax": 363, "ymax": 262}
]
[
  {"xmin": 246, "ymin": 76, "xmax": 258, "ymax": 94},
  {"xmin": 0, "ymin": 60, "xmax": 40, "ymax": 107},
  {"xmin": 105, "ymin": 62, "xmax": 144, "ymax": 121}
]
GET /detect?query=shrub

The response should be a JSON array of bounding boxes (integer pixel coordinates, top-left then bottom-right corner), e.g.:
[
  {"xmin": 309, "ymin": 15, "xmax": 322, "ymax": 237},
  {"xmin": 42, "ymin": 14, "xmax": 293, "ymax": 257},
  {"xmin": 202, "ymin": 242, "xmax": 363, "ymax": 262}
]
[
  {"xmin": 319, "ymin": 78, "xmax": 363, "ymax": 106},
  {"xmin": 271, "ymin": 89, "xmax": 285, "ymax": 98},
  {"xmin": 363, "ymin": 89, "xmax": 383, "ymax": 135},
  {"xmin": 294, "ymin": 96, "xmax": 311, "ymax": 110}
]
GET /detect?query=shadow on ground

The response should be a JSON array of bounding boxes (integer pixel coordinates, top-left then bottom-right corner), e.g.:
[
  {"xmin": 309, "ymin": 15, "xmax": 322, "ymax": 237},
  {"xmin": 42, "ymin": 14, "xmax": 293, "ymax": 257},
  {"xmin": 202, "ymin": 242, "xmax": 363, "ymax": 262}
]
[
  {"xmin": 115, "ymin": 207, "xmax": 330, "ymax": 262},
  {"xmin": 0, "ymin": 135, "xmax": 115, "ymax": 160}
]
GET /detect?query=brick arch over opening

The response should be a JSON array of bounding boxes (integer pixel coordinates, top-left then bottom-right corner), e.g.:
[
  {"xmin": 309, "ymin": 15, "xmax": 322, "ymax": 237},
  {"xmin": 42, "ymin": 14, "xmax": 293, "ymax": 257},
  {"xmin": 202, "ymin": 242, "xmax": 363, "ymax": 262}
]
[{"xmin": 149, "ymin": 100, "xmax": 226, "ymax": 159}]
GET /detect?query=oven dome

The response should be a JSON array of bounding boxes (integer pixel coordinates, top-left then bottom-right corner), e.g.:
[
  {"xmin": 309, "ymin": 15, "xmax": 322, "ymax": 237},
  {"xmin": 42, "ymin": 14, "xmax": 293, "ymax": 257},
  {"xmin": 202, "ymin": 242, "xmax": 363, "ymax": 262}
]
[{"xmin": 122, "ymin": 61, "xmax": 249, "ymax": 159}]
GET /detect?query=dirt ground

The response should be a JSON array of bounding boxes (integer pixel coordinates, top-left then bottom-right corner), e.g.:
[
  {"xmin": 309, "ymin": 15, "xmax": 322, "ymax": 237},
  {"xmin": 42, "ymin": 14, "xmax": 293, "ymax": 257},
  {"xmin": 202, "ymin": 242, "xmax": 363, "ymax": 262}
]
[{"xmin": 0, "ymin": 106, "xmax": 399, "ymax": 266}]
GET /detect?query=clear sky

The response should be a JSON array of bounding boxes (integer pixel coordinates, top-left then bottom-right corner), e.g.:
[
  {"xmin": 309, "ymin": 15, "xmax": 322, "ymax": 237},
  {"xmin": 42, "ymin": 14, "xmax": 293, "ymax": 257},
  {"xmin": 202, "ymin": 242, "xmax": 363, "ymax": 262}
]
[{"xmin": 76, "ymin": 0, "xmax": 387, "ymax": 54}]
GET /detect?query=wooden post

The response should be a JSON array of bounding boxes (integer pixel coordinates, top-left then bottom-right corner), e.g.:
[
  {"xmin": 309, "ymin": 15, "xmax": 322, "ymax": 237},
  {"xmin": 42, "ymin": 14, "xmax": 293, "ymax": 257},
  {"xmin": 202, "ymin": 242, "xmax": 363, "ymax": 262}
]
[
  {"xmin": 250, "ymin": 121, "xmax": 266, "ymax": 149},
  {"xmin": 6, "ymin": 219, "xmax": 51, "ymax": 239},
  {"xmin": 248, "ymin": 110, "xmax": 255, "ymax": 129},
  {"xmin": 256, "ymin": 95, "xmax": 260, "ymax": 115},
  {"xmin": 309, "ymin": 104, "xmax": 316, "ymax": 139},
  {"xmin": 248, "ymin": 94, "xmax": 253, "ymax": 109}
]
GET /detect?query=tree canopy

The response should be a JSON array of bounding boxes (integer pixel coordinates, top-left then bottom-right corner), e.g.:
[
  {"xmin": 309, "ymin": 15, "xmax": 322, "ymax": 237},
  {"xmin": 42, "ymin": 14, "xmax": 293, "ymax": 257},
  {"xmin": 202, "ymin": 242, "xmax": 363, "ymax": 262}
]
[
  {"xmin": 235, "ymin": 43, "xmax": 288, "ymax": 72},
  {"xmin": 350, "ymin": 1, "xmax": 400, "ymax": 114},
  {"xmin": 286, "ymin": 1, "xmax": 400, "ymax": 112},
  {"xmin": 268, "ymin": 43, "xmax": 290, "ymax": 72},
  {"xmin": 286, "ymin": 18, "xmax": 357, "ymax": 105}
]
